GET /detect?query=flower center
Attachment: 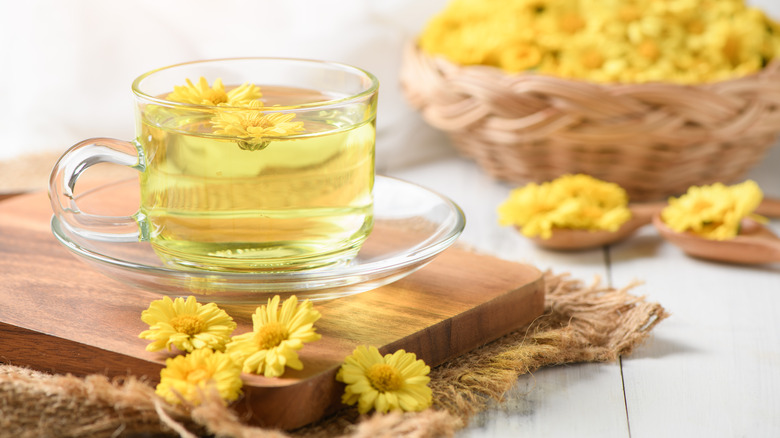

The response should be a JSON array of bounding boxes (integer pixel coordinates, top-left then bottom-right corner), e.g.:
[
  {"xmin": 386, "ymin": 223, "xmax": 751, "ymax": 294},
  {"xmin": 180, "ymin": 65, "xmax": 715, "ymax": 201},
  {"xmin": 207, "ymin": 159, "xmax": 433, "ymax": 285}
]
[
  {"xmin": 256, "ymin": 321, "xmax": 289, "ymax": 350},
  {"xmin": 170, "ymin": 315, "xmax": 205, "ymax": 336},
  {"xmin": 581, "ymin": 49, "xmax": 604, "ymax": 69},
  {"xmin": 692, "ymin": 199, "xmax": 713, "ymax": 213},
  {"xmin": 244, "ymin": 114, "xmax": 276, "ymax": 129},
  {"xmin": 366, "ymin": 364, "xmax": 403, "ymax": 392},
  {"xmin": 558, "ymin": 14, "xmax": 585, "ymax": 34},
  {"xmin": 618, "ymin": 5, "xmax": 641, "ymax": 22},
  {"xmin": 639, "ymin": 41, "xmax": 660, "ymax": 61},
  {"xmin": 722, "ymin": 34, "xmax": 741, "ymax": 65},
  {"xmin": 204, "ymin": 89, "xmax": 228, "ymax": 105},
  {"xmin": 186, "ymin": 368, "xmax": 211, "ymax": 384}
]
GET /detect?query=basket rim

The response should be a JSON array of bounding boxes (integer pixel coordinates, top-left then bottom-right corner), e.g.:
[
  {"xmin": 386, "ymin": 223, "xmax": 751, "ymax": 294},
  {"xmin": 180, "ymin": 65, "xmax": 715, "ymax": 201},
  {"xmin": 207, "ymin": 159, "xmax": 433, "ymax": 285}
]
[{"xmin": 404, "ymin": 42, "xmax": 780, "ymax": 90}]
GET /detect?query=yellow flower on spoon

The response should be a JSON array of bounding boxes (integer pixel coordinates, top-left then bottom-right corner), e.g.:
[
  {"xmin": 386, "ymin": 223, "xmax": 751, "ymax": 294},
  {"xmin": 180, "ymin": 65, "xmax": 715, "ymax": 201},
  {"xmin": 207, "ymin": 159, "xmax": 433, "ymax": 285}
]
[
  {"xmin": 498, "ymin": 174, "xmax": 631, "ymax": 239},
  {"xmin": 661, "ymin": 180, "xmax": 764, "ymax": 240}
]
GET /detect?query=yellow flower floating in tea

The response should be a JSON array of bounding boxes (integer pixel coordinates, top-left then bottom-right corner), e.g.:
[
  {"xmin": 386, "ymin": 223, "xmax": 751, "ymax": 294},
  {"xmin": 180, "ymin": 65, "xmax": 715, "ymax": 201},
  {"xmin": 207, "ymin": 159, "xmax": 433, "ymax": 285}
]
[
  {"xmin": 337, "ymin": 345, "xmax": 432, "ymax": 414},
  {"xmin": 167, "ymin": 77, "xmax": 262, "ymax": 106},
  {"xmin": 165, "ymin": 77, "xmax": 304, "ymax": 151},
  {"xmin": 498, "ymin": 174, "xmax": 631, "ymax": 239},
  {"xmin": 139, "ymin": 296, "xmax": 236, "ymax": 353},
  {"xmin": 661, "ymin": 180, "xmax": 764, "ymax": 240},
  {"xmin": 225, "ymin": 295, "xmax": 321, "ymax": 378},
  {"xmin": 156, "ymin": 348, "xmax": 243, "ymax": 406},
  {"xmin": 212, "ymin": 100, "xmax": 305, "ymax": 151},
  {"xmin": 419, "ymin": 0, "xmax": 780, "ymax": 83}
]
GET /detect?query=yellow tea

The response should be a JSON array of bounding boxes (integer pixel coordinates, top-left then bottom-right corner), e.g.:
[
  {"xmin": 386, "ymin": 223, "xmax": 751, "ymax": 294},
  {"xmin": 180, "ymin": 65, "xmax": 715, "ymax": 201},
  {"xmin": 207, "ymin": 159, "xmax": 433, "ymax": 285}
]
[{"xmin": 137, "ymin": 86, "xmax": 375, "ymax": 271}]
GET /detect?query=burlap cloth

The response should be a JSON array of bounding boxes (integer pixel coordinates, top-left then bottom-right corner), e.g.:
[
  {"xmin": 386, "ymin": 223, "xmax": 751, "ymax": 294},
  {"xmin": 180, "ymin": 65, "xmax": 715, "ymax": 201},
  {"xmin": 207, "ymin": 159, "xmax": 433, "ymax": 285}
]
[{"xmin": 0, "ymin": 153, "xmax": 669, "ymax": 437}]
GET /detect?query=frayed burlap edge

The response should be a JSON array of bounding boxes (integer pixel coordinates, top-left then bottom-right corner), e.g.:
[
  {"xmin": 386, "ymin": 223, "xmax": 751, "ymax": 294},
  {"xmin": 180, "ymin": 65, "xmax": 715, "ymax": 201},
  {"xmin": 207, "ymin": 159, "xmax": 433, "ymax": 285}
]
[{"xmin": 0, "ymin": 271, "xmax": 668, "ymax": 438}]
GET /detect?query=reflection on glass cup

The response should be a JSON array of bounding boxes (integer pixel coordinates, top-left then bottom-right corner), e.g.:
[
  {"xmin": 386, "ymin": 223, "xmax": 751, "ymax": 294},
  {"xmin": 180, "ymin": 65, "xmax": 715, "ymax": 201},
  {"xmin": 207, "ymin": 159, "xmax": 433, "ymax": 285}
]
[{"xmin": 50, "ymin": 58, "xmax": 379, "ymax": 272}]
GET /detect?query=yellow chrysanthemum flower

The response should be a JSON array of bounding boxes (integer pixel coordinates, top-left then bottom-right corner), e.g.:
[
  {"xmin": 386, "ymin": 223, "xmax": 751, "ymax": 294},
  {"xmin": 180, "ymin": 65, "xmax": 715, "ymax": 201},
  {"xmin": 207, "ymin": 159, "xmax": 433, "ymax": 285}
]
[
  {"xmin": 139, "ymin": 296, "xmax": 236, "ymax": 353},
  {"xmin": 225, "ymin": 295, "xmax": 321, "ymax": 378},
  {"xmin": 337, "ymin": 346, "xmax": 432, "ymax": 414},
  {"xmin": 211, "ymin": 100, "xmax": 306, "ymax": 151},
  {"xmin": 156, "ymin": 348, "xmax": 243, "ymax": 406},
  {"xmin": 167, "ymin": 76, "xmax": 262, "ymax": 106},
  {"xmin": 661, "ymin": 180, "xmax": 763, "ymax": 240},
  {"xmin": 419, "ymin": 0, "xmax": 780, "ymax": 83},
  {"xmin": 498, "ymin": 174, "xmax": 631, "ymax": 239}
]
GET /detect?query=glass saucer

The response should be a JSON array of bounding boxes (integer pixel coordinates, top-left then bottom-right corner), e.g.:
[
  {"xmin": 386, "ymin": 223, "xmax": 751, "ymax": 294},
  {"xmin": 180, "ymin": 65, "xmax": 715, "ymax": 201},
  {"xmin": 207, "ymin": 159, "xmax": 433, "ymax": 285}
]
[{"xmin": 51, "ymin": 176, "xmax": 466, "ymax": 304}]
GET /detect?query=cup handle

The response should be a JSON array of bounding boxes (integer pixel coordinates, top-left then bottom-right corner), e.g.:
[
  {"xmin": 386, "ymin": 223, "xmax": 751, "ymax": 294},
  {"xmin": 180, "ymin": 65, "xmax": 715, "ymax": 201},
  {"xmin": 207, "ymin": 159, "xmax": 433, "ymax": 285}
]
[{"xmin": 49, "ymin": 137, "xmax": 145, "ymax": 242}]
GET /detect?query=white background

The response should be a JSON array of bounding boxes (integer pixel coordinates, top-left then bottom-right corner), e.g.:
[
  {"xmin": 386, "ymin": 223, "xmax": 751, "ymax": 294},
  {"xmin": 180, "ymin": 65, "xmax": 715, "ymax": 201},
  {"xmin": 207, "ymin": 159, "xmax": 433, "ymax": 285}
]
[
  {"xmin": 0, "ymin": 0, "xmax": 451, "ymax": 171},
  {"xmin": 1, "ymin": 0, "xmax": 778, "ymax": 171}
]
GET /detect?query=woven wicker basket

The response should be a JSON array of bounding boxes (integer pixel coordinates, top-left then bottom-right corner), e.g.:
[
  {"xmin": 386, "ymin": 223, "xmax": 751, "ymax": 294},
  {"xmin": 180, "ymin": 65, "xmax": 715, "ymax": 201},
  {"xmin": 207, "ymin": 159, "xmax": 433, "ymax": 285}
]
[{"xmin": 400, "ymin": 43, "xmax": 780, "ymax": 201}]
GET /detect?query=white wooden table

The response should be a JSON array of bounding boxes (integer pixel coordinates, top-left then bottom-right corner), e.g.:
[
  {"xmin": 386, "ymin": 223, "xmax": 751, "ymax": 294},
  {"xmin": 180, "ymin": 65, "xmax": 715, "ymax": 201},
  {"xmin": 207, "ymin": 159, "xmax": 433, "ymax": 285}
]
[{"xmin": 387, "ymin": 143, "xmax": 780, "ymax": 437}]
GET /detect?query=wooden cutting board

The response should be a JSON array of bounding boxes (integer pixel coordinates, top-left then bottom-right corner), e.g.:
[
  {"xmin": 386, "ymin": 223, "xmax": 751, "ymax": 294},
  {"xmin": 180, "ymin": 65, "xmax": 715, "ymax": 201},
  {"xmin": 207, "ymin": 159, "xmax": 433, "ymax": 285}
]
[{"xmin": 0, "ymin": 188, "xmax": 544, "ymax": 430}]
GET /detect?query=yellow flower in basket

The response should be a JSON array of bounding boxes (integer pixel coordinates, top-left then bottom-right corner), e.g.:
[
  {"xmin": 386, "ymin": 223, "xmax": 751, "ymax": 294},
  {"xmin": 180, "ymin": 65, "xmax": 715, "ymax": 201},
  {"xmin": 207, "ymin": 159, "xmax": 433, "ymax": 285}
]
[{"xmin": 419, "ymin": 0, "xmax": 780, "ymax": 84}]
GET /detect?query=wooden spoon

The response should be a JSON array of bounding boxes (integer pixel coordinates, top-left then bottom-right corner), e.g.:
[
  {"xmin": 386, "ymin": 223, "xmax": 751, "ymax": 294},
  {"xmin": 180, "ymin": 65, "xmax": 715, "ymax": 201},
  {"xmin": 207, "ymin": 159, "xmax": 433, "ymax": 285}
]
[
  {"xmin": 529, "ymin": 202, "xmax": 664, "ymax": 250},
  {"xmin": 755, "ymin": 196, "xmax": 780, "ymax": 217},
  {"xmin": 529, "ymin": 197, "xmax": 780, "ymax": 251},
  {"xmin": 652, "ymin": 214, "xmax": 780, "ymax": 264}
]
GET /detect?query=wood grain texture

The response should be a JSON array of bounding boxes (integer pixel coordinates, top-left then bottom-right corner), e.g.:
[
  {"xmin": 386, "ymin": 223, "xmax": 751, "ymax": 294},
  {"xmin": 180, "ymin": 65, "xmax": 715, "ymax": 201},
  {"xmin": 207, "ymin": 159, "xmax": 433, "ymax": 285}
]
[
  {"xmin": 611, "ymin": 144, "xmax": 780, "ymax": 437},
  {"xmin": 0, "ymin": 193, "xmax": 20, "ymax": 202},
  {"xmin": 612, "ymin": 225, "xmax": 780, "ymax": 437},
  {"xmin": 386, "ymin": 147, "xmax": 780, "ymax": 437},
  {"xmin": 0, "ymin": 189, "xmax": 545, "ymax": 430},
  {"xmin": 389, "ymin": 158, "xmax": 632, "ymax": 438}
]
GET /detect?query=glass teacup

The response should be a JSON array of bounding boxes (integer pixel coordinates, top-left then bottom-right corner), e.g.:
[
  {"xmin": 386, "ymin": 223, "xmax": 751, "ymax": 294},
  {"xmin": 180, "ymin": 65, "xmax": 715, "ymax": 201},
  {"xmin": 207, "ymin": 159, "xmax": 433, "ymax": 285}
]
[{"xmin": 50, "ymin": 58, "xmax": 379, "ymax": 272}]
